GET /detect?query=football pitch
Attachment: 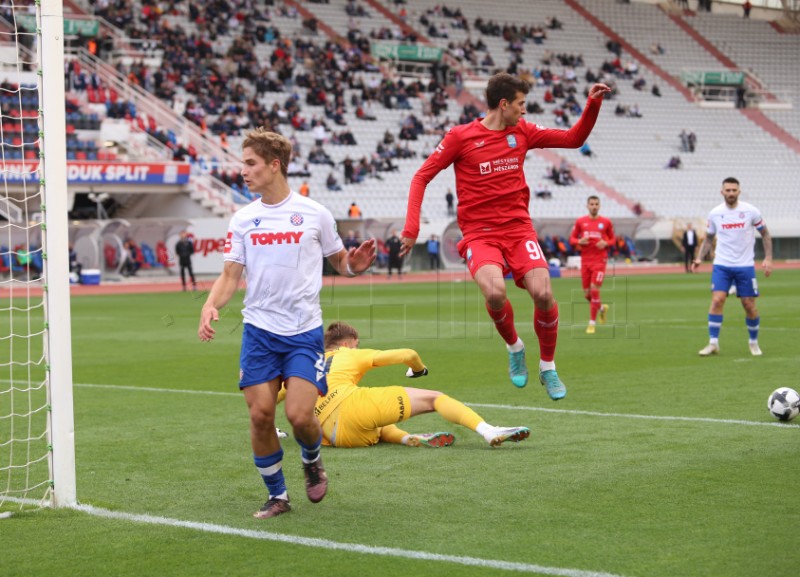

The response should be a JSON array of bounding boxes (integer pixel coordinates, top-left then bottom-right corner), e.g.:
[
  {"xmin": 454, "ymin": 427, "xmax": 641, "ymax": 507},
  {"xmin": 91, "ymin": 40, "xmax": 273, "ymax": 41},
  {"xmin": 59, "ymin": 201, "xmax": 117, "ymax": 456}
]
[{"xmin": 3, "ymin": 269, "xmax": 799, "ymax": 577}]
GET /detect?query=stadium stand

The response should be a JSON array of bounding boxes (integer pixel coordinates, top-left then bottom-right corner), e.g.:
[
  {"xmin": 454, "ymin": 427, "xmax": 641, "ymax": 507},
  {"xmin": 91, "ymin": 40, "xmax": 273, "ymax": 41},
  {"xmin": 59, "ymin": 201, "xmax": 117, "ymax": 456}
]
[{"xmin": 2, "ymin": 0, "xmax": 798, "ymax": 266}]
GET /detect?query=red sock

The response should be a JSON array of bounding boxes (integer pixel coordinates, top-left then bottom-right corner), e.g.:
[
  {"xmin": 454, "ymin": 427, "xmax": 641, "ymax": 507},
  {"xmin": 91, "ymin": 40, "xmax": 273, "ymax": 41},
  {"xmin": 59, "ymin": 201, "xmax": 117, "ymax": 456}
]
[
  {"xmin": 486, "ymin": 300, "xmax": 518, "ymax": 345},
  {"xmin": 534, "ymin": 302, "xmax": 559, "ymax": 362},
  {"xmin": 589, "ymin": 288, "xmax": 601, "ymax": 321}
]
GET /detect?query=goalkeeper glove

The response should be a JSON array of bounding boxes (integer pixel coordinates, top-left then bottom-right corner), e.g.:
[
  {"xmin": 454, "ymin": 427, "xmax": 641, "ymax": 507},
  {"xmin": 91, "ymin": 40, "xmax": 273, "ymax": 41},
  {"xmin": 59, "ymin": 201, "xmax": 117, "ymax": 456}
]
[{"xmin": 405, "ymin": 367, "xmax": 429, "ymax": 378}]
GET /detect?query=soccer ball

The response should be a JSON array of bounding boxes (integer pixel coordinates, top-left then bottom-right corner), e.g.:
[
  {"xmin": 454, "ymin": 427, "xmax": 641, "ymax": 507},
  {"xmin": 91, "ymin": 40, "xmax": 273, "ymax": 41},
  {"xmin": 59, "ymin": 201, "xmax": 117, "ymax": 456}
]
[{"xmin": 766, "ymin": 387, "xmax": 800, "ymax": 422}]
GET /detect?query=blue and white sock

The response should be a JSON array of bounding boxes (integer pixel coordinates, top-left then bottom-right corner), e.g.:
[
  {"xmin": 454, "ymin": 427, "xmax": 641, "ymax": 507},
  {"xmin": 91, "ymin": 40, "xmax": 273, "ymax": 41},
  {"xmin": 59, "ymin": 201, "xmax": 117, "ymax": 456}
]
[
  {"xmin": 254, "ymin": 449, "xmax": 287, "ymax": 500},
  {"xmin": 296, "ymin": 434, "xmax": 322, "ymax": 465},
  {"xmin": 708, "ymin": 314, "xmax": 723, "ymax": 342},
  {"xmin": 745, "ymin": 316, "xmax": 759, "ymax": 342}
]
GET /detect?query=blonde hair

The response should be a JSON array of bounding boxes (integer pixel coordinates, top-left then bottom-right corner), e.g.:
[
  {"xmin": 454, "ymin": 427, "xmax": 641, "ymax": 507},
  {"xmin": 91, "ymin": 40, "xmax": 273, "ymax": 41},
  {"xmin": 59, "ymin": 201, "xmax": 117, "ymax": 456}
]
[{"xmin": 242, "ymin": 128, "xmax": 292, "ymax": 178}]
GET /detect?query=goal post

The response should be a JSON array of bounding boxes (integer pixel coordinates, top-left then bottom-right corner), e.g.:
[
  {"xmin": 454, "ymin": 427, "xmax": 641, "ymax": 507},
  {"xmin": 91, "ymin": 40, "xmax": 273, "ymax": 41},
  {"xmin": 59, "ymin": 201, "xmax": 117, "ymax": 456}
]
[
  {"xmin": 0, "ymin": 0, "xmax": 75, "ymax": 510},
  {"xmin": 40, "ymin": 0, "xmax": 76, "ymax": 508}
]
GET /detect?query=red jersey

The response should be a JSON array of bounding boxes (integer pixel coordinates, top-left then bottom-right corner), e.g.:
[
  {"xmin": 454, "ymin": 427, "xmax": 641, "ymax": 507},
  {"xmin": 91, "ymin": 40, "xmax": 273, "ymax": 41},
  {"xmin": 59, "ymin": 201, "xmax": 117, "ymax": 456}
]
[
  {"xmin": 569, "ymin": 215, "xmax": 615, "ymax": 264},
  {"xmin": 402, "ymin": 97, "xmax": 602, "ymax": 240}
]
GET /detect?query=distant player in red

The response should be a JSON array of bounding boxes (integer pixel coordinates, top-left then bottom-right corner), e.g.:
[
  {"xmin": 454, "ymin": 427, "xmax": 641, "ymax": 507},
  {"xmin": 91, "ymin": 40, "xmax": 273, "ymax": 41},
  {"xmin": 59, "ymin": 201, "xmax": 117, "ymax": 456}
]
[
  {"xmin": 569, "ymin": 196, "xmax": 615, "ymax": 334},
  {"xmin": 400, "ymin": 72, "xmax": 610, "ymax": 400}
]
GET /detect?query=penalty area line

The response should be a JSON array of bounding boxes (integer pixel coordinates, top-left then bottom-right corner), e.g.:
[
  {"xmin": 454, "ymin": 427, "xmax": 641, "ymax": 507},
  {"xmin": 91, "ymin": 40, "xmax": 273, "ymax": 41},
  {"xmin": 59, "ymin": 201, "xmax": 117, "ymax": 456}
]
[
  {"xmin": 72, "ymin": 383, "xmax": 800, "ymax": 429},
  {"xmin": 467, "ymin": 403, "xmax": 800, "ymax": 429},
  {"xmin": 68, "ymin": 503, "xmax": 630, "ymax": 577}
]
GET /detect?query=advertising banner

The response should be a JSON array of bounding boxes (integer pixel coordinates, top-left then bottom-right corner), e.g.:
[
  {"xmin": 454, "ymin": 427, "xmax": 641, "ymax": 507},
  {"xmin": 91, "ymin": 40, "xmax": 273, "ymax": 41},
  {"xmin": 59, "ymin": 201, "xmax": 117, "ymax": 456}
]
[{"xmin": 4, "ymin": 161, "xmax": 191, "ymax": 185}]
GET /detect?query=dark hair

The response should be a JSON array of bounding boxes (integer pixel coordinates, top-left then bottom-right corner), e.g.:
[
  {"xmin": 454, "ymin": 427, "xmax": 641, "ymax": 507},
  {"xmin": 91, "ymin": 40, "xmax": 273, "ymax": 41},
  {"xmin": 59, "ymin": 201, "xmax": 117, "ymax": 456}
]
[
  {"xmin": 242, "ymin": 127, "xmax": 292, "ymax": 178},
  {"xmin": 587, "ymin": 195, "xmax": 600, "ymax": 203},
  {"xmin": 485, "ymin": 73, "xmax": 530, "ymax": 109},
  {"xmin": 722, "ymin": 177, "xmax": 740, "ymax": 186},
  {"xmin": 324, "ymin": 321, "xmax": 360, "ymax": 349}
]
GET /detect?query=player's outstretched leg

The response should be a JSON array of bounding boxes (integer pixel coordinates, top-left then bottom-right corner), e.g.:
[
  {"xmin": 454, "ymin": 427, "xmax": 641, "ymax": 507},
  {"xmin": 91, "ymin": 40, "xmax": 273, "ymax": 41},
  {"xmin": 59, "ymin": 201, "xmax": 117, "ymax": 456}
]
[
  {"xmin": 406, "ymin": 432, "xmax": 455, "ymax": 447},
  {"xmin": 484, "ymin": 426, "xmax": 530, "ymax": 447}
]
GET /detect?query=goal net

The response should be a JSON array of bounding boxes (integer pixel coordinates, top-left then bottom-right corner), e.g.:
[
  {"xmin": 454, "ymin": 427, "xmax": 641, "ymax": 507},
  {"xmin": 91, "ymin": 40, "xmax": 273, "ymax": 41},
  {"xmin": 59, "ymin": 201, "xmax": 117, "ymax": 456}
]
[{"xmin": 1, "ymin": 0, "xmax": 75, "ymax": 512}]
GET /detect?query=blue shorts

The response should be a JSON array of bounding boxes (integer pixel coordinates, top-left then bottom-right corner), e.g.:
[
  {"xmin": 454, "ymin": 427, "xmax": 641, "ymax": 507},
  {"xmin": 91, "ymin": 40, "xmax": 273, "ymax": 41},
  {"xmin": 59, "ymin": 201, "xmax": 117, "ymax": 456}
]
[
  {"xmin": 711, "ymin": 265, "xmax": 759, "ymax": 297},
  {"xmin": 239, "ymin": 324, "xmax": 327, "ymax": 394}
]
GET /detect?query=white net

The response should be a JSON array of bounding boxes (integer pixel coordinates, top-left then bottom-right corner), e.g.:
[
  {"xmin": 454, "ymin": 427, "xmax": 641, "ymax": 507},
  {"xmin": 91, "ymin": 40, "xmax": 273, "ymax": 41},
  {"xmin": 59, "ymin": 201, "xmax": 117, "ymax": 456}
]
[{"xmin": 1, "ymin": 0, "xmax": 73, "ymax": 511}]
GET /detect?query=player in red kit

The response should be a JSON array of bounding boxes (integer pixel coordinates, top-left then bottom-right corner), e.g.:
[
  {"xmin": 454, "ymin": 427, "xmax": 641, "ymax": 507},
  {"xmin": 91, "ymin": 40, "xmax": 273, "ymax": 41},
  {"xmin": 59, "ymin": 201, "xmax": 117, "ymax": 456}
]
[
  {"xmin": 400, "ymin": 73, "xmax": 610, "ymax": 400},
  {"xmin": 569, "ymin": 196, "xmax": 616, "ymax": 334}
]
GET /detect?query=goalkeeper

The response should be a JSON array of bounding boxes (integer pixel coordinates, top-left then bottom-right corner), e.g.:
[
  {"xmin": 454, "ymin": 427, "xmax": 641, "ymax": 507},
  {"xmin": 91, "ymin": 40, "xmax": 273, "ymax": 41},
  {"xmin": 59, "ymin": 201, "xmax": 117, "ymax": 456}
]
[{"xmin": 281, "ymin": 321, "xmax": 530, "ymax": 448}]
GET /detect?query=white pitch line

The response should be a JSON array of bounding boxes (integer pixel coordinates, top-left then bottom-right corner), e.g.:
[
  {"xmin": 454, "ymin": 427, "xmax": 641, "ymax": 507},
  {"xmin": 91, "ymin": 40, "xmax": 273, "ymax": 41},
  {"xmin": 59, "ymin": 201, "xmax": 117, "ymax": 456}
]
[
  {"xmin": 65, "ymin": 503, "xmax": 628, "ymax": 577},
  {"xmin": 76, "ymin": 382, "xmax": 240, "ymax": 397},
  {"xmin": 73, "ymin": 383, "xmax": 800, "ymax": 429},
  {"xmin": 467, "ymin": 403, "xmax": 800, "ymax": 429},
  {"xmin": 2, "ymin": 495, "xmax": 629, "ymax": 576}
]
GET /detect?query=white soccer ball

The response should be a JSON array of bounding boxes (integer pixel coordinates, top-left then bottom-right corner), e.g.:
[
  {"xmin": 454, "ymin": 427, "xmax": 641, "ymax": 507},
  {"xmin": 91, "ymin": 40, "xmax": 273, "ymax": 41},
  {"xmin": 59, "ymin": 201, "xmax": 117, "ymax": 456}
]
[{"xmin": 767, "ymin": 387, "xmax": 800, "ymax": 422}]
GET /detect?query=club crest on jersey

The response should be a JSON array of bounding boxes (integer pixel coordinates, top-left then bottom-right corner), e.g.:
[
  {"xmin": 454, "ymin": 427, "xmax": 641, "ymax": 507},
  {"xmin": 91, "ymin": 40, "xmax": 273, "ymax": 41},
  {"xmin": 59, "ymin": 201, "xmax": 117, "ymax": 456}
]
[
  {"xmin": 253, "ymin": 218, "xmax": 261, "ymax": 227},
  {"xmin": 290, "ymin": 213, "xmax": 304, "ymax": 226},
  {"xmin": 598, "ymin": 223, "xmax": 604, "ymax": 229},
  {"xmin": 506, "ymin": 135, "xmax": 517, "ymax": 148}
]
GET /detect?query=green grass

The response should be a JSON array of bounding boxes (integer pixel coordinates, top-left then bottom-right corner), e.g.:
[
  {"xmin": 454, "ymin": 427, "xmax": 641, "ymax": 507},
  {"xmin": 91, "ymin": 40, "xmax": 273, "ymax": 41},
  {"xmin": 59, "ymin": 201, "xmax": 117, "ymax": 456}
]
[{"xmin": 2, "ymin": 270, "xmax": 799, "ymax": 577}]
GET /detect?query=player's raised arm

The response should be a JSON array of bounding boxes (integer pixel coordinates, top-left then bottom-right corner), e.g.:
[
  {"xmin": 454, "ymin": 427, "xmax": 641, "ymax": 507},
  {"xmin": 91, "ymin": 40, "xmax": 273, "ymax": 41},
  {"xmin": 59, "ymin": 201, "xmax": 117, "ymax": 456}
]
[
  {"xmin": 587, "ymin": 83, "xmax": 612, "ymax": 100},
  {"xmin": 371, "ymin": 348, "xmax": 424, "ymax": 369},
  {"xmin": 401, "ymin": 132, "xmax": 458, "ymax": 256},
  {"xmin": 530, "ymin": 83, "xmax": 610, "ymax": 149}
]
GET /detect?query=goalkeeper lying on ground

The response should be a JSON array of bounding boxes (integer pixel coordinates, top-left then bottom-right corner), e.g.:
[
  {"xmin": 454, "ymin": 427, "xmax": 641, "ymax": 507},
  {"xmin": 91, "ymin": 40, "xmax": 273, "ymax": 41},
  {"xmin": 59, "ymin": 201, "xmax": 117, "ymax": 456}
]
[{"xmin": 280, "ymin": 321, "xmax": 530, "ymax": 448}]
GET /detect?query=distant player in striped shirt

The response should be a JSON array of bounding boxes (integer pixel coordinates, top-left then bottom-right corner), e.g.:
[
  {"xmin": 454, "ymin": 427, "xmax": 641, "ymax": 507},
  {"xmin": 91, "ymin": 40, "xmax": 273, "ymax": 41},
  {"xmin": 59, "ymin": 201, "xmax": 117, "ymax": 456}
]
[
  {"xmin": 692, "ymin": 177, "xmax": 772, "ymax": 356},
  {"xmin": 401, "ymin": 72, "xmax": 610, "ymax": 400},
  {"xmin": 569, "ymin": 196, "xmax": 616, "ymax": 334}
]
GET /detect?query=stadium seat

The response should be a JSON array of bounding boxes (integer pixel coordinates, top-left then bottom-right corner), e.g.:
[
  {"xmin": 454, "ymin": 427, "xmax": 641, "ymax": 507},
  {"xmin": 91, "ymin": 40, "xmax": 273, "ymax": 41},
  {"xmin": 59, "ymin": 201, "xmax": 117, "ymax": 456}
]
[
  {"xmin": 104, "ymin": 244, "xmax": 118, "ymax": 269},
  {"xmin": 156, "ymin": 241, "xmax": 174, "ymax": 268},
  {"xmin": 140, "ymin": 243, "xmax": 161, "ymax": 268},
  {"xmin": 0, "ymin": 247, "xmax": 11, "ymax": 275},
  {"xmin": 30, "ymin": 250, "xmax": 43, "ymax": 272},
  {"xmin": 9, "ymin": 245, "xmax": 27, "ymax": 273}
]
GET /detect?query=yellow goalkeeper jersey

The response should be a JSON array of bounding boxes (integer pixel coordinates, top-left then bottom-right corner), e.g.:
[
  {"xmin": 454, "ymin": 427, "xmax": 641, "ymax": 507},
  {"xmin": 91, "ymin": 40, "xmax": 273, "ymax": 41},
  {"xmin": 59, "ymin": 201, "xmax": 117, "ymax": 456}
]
[{"xmin": 314, "ymin": 347, "xmax": 424, "ymax": 423}]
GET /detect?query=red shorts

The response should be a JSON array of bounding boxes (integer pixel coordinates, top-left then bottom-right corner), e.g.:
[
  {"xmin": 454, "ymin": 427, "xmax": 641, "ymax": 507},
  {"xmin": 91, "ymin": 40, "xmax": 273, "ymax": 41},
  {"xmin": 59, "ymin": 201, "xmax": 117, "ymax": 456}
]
[
  {"xmin": 457, "ymin": 228, "xmax": 548, "ymax": 289},
  {"xmin": 581, "ymin": 261, "xmax": 607, "ymax": 290}
]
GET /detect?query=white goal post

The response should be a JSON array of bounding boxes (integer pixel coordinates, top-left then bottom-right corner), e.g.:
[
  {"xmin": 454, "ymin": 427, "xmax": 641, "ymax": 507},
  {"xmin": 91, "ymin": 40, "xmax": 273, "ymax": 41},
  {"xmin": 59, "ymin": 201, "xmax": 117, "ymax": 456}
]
[
  {"xmin": 0, "ymin": 0, "xmax": 75, "ymax": 510},
  {"xmin": 40, "ymin": 0, "xmax": 76, "ymax": 508}
]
